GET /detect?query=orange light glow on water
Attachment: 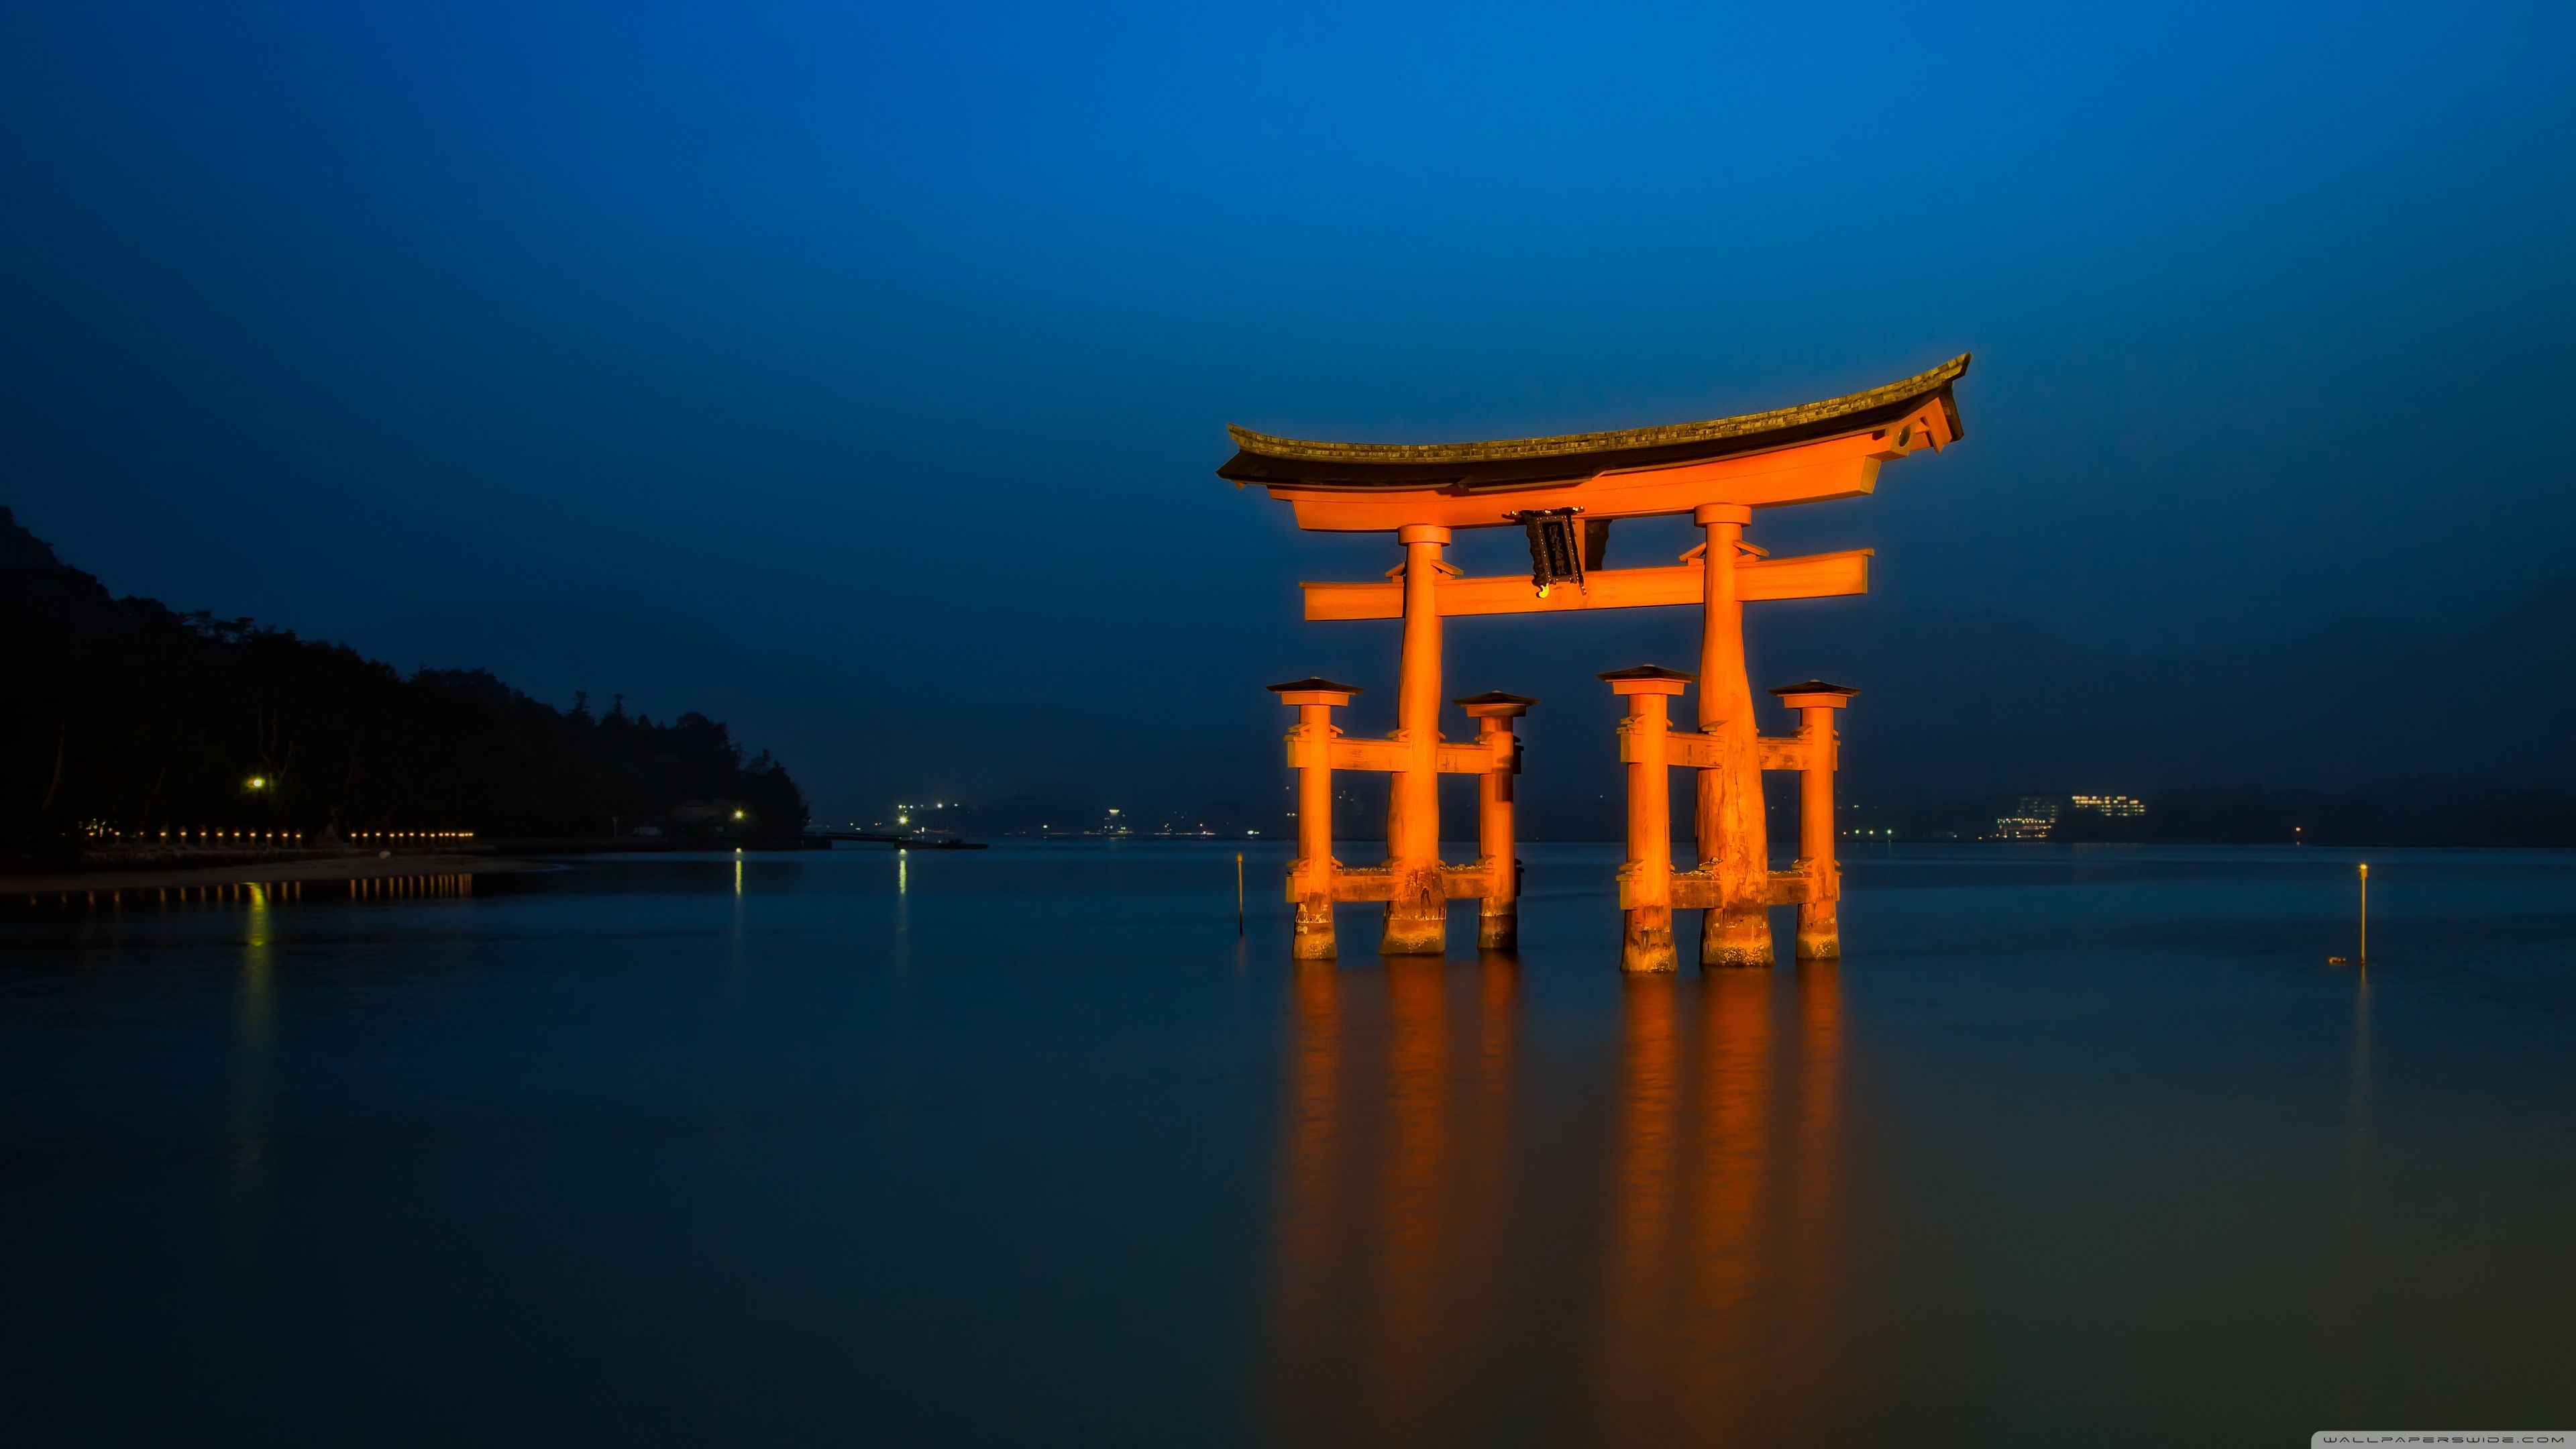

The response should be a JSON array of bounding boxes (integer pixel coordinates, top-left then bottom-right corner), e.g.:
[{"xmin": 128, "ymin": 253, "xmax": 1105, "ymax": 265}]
[
  {"xmin": 1262, "ymin": 963, "xmax": 1847, "ymax": 1441},
  {"xmin": 1263, "ymin": 957, "xmax": 1517, "ymax": 1440}
]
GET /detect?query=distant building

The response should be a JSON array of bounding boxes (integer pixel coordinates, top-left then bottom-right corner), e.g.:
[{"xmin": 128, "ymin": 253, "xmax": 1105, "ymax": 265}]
[
  {"xmin": 2070, "ymin": 794, "xmax": 2146, "ymax": 817},
  {"xmin": 1991, "ymin": 796, "xmax": 2061, "ymax": 841}
]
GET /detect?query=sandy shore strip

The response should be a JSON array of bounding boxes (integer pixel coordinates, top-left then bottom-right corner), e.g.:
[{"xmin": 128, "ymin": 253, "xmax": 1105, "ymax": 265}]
[{"xmin": 1, "ymin": 853, "xmax": 555, "ymax": 896}]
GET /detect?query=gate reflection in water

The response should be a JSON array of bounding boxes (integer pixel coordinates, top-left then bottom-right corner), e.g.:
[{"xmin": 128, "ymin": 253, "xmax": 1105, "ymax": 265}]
[
  {"xmin": 1263, "ymin": 953, "xmax": 1848, "ymax": 1444},
  {"xmin": 9, "ymin": 843, "xmax": 2575, "ymax": 1445}
]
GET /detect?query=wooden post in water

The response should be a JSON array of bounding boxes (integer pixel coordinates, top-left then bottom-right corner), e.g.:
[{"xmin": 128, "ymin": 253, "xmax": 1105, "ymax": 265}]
[
  {"xmin": 1383, "ymin": 525, "xmax": 1452, "ymax": 956},
  {"xmin": 2359, "ymin": 862, "xmax": 2369, "ymax": 964},
  {"xmin": 1271, "ymin": 678, "xmax": 1361, "ymax": 960},
  {"xmin": 1605, "ymin": 666, "xmax": 1692, "ymax": 973},
  {"xmin": 1236, "ymin": 852, "xmax": 1244, "ymax": 936},
  {"xmin": 1772, "ymin": 681, "xmax": 1859, "ymax": 961},
  {"xmin": 1458, "ymin": 692, "xmax": 1534, "ymax": 951},
  {"xmin": 1695, "ymin": 502, "xmax": 1772, "ymax": 968}
]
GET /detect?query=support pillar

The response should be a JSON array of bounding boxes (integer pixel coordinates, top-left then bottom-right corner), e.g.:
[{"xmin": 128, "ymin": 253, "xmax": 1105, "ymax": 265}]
[
  {"xmin": 1457, "ymin": 692, "xmax": 1534, "ymax": 951},
  {"xmin": 1695, "ymin": 503, "xmax": 1773, "ymax": 967},
  {"xmin": 1383, "ymin": 524, "xmax": 1450, "ymax": 955},
  {"xmin": 1604, "ymin": 666, "xmax": 1691, "ymax": 973},
  {"xmin": 1772, "ymin": 681, "xmax": 1857, "ymax": 961},
  {"xmin": 1271, "ymin": 678, "xmax": 1362, "ymax": 959}
]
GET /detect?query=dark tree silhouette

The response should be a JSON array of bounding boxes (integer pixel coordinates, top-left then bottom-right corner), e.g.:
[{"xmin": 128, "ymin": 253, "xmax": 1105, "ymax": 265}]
[{"xmin": 0, "ymin": 507, "xmax": 807, "ymax": 855}]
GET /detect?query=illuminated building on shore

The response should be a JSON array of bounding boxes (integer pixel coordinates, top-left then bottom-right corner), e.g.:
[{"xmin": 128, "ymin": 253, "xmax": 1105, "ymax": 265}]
[
  {"xmin": 1993, "ymin": 793, "xmax": 2149, "ymax": 839},
  {"xmin": 1991, "ymin": 796, "xmax": 2061, "ymax": 841},
  {"xmin": 2071, "ymin": 794, "xmax": 2145, "ymax": 817}
]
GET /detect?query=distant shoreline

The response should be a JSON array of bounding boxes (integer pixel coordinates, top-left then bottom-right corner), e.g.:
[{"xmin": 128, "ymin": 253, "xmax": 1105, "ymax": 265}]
[{"xmin": 1, "ymin": 853, "xmax": 552, "ymax": 896}]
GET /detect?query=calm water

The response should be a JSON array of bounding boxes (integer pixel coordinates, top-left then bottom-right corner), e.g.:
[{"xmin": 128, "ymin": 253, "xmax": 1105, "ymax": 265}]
[{"xmin": 5, "ymin": 843, "xmax": 2573, "ymax": 1446}]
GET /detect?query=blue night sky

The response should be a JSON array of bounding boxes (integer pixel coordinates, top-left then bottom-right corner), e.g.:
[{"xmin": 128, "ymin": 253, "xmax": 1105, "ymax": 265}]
[{"xmin": 7, "ymin": 1, "xmax": 2574, "ymax": 716}]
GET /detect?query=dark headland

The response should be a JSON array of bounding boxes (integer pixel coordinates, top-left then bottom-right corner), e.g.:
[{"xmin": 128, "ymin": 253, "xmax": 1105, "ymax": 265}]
[{"xmin": 1, "ymin": 506, "xmax": 812, "ymax": 882}]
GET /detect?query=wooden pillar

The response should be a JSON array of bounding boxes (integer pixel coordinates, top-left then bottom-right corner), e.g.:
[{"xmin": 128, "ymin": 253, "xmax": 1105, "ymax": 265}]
[
  {"xmin": 1458, "ymin": 692, "xmax": 1534, "ymax": 951},
  {"xmin": 1271, "ymin": 678, "xmax": 1361, "ymax": 959},
  {"xmin": 1604, "ymin": 667, "xmax": 1691, "ymax": 973},
  {"xmin": 1695, "ymin": 502, "xmax": 1772, "ymax": 968},
  {"xmin": 1772, "ymin": 682, "xmax": 1856, "ymax": 961},
  {"xmin": 1383, "ymin": 524, "xmax": 1450, "ymax": 955}
]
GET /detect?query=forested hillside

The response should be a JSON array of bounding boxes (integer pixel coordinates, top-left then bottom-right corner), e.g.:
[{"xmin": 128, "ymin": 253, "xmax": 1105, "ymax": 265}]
[{"xmin": 1, "ymin": 508, "xmax": 806, "ymax": 855}]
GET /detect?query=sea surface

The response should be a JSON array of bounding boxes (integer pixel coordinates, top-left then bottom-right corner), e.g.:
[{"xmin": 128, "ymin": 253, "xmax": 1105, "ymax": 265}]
[{"xmin": 4, "ymin": 843, "xmax": 2573, "ymax": 1446}]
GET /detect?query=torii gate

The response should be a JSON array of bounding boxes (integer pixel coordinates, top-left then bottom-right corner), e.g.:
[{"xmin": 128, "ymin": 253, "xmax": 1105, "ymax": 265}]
[{"xmin": 1223, "ymin": 354, "xmax": 1970, "ymax": 967}]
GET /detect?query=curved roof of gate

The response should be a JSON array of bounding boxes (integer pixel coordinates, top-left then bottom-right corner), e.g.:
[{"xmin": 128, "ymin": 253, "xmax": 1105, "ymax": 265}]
[{"xmin": 1220, "ymin": 354, "xmax": 1968, "ymax": 492}]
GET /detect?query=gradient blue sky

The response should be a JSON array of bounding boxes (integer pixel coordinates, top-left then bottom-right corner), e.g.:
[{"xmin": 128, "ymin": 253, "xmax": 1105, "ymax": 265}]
[{"xmin": 7, "ymin": 1, "xmax": 2573, "ymax": 700}]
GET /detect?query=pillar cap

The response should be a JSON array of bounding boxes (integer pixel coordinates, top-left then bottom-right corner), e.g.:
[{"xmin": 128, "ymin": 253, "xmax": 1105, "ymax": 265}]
[
  {"xmin": 1397, "ymin": 523, "xmax": 1453, "ymax": 545},
  {"xmin": 1770, "ymin": 679, "xmax": 1858, "ymax": 708},
  {"xmin": 1270, "ymin": 677, "xmax": 1362, "ymax": 706},
  {"xmin": 1694, "ymin": 502, "xmax": 1754, "ymax": 526},
  {"xmin": 1600, "ymin": 664, "xmax": 1693, "ymax": 696},
  {"xmin": 1454, "ymin": 690, "xmax": 1536, "ymax": 718}
]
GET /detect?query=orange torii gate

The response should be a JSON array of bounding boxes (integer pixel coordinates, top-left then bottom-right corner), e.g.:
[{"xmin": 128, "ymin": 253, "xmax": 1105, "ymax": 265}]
[{"xmin": 1224, "ymin": 354, "xmax": 1970, "ymax": 967}]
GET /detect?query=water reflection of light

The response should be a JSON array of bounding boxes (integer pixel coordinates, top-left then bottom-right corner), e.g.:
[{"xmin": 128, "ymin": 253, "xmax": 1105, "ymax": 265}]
[
  {"xmin": 1597, "ymin": 977, "xmax": 1682, "ymax": 1435},
  {"xmin": 1260, "ymin": 958, "xmax": 1850, "ymax": 1443},
  {"xmin": 2325, "ymin": 965, "xmax": 2377, "ymax": 1342},
  {"xmin": 227, "ymin": 880, "xmax": 278, "ymax": 1242},
  {"xmin": 1593, "ymin": 965, "xmax": 1843, "ymax": 1441},
  {"xmin": 1368, "ymin": 958, "xmax": 1447, "ymax": 1444},
  {"xmin": 1264, "ymin": 956, "xmax": 1517, "ymax": 1444},
  {"xmin": 343, "ymin": 873, "xmax": 474, "ymax": 902}
]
